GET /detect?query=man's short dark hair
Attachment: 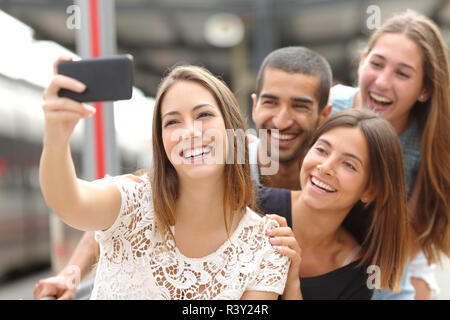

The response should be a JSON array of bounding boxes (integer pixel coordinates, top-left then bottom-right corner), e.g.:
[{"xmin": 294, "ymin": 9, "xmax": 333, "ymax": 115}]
[{"xmin": 255, "ymin": 46, "xmax": 332, "ymax": 112}]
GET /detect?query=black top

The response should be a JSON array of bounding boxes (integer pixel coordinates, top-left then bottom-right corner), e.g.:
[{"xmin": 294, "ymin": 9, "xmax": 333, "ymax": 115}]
[{"xmin": 256, "ymin": 185, "xmax": 374, "ymax": 300}]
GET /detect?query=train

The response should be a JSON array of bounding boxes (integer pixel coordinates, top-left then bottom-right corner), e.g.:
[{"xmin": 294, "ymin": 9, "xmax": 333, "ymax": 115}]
[{"xmin": 0, "ymin": 12, "xmax": 154, "ymax": 283}]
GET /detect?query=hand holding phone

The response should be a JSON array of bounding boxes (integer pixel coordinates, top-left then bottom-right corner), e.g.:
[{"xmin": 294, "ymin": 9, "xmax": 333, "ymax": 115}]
[{"xmin": 57, "ymin": 55, "xmax": 134, "ymax": 103}]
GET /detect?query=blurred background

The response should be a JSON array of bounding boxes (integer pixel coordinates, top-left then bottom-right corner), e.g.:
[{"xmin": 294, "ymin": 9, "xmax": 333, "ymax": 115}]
[{"xmin": 0, "ymin": 0, "xmax": 449, "ymax": 299}]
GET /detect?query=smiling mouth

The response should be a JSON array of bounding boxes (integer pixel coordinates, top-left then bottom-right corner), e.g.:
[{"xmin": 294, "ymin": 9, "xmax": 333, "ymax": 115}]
[
  {"xmin": 310, "ymin": 176, "xmax": 337, "ymax": 193},
  {"xmin": 368, "ymin": 92, "xmax": 393, "ymax": 111},
  {"xmin": 270, "ymin": 130, "xmax": 298, "ymax": 141},
  {"xmin": 269, "ymin": 130, "xmax": 301, "ymax": 149},
  {"xmin": 180, "ymin": 145, "xmax": 213, "ymax": 161}
]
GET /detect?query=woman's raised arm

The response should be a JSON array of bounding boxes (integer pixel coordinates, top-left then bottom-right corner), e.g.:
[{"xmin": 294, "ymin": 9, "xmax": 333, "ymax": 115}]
[{"xmin": 39, "ymin": 57, "xmax": 121, "ymax": 231}]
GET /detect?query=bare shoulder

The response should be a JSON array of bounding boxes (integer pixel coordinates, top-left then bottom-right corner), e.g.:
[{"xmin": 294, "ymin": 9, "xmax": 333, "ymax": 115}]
[
  {"xmin": 120, "ymin": 173, "xmax": 148, "ymax": 184},
  {"xmin": 79, "ymin": 174, "xmax": 148, "ymax": 231},
  {"xmin": 89, "ymin": 173, "xmax": 148, "ymax": 203},
  {"xmin": 93, "ymin": 173, "xmax": 148, "ymax": 185}
]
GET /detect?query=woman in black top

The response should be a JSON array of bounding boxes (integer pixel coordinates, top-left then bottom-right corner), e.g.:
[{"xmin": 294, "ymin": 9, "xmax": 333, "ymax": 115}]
[
  {"xmin": 258, "ymin": 110, "xmax": 410, "ymax": 299},
  {"xmin": 258, "ymin": 186, "xmax": 371, "ymax": 299}
]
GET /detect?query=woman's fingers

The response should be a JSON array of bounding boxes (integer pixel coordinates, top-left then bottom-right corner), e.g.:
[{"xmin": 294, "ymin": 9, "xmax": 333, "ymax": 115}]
[
  {"xmin": 43, "ymin": 98, "xmax": 95, "ymax": 119},
  {"xmin": 43, "ymin": 74, "xmax": 86, "ymax": 100},
  {"xmin": 43, "ymin": 59, "xmax": 93, "ymax": 126},
  {"xmin": 46, "ymin": 56, "xmax": 86, "ymax": 101},
  {"xmin": 269, "ymin": 235, "xmax": 299, "ymax": 247},
  {"xmin": 269, "ymin": 235, "xmax": 301, "ymax": 255},
  {"xmin": 274, "ymin": 246, "xmax": 301, "ymax": 264},
  {"xmin": 41, "ymin": 57, "xmax": 92, "ymax": 147},
  {"xmin": 53, "ymin": 56, "xmax": 73, "ymax": 74},
  {"xmin": 265, "ymin": 214, "xmax": 288, "ymax": 227},
  {"xmin": 267, "ymin": 226, "xmax": 293, "ymax": 237},
  {"xmin": 34, "ymin": 281, "xmax": 57, "ymax": 300},
  {"xmin": 265, "ymin": 217, "xmax": 302, "ymax": 268},
  {"xmin": 270, "ymin": 236, "xmax": 302, "ymax": 273}
]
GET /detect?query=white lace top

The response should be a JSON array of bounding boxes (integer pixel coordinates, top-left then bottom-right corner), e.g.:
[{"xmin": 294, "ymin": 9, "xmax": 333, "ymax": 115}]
[{"xmin": 90, "ymin": 175, "xmax": 290, "ymax": 300}]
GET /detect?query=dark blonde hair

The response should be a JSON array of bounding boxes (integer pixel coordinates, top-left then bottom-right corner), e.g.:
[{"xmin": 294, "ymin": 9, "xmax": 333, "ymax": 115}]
[
  {"xmin": 150, "ymin": 65, "xmax": 255, "ymax": 241},
  {"xmin": 311, "ymin": 109, "xmax": 409, "ymax": 291},
  {"xmin": 366, "ymin": 10, "xmax": 450, "ymax": 264}
]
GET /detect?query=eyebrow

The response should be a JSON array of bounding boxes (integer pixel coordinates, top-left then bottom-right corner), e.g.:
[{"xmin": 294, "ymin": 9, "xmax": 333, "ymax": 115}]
[
  {"xmin": 372, "ymin": 54, "xmax": 417, "ymax": 73},
  {"xmin": 260, "ymin": 93, "xmax": 314, "ymax": 104},
  {"xmin": 292, "ymin": 97, "xmax": 314, "ymax": 104},
  {"xmin": 317, "ymin": 138, "xmax": 364, "ymax": 166},
  {"xmin": 260, "ymin": 93, "xmax": 279, "ymax": 100},
  {"xmin": 162, "ymin": 103, "xmax": 216, "ymax": 119}
]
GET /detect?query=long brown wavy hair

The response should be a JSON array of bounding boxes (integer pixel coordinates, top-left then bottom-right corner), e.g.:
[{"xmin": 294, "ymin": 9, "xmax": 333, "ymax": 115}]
[
  {"xmin": 150, "ymin": 65, "xmax": 255, "ymax": 242},
  {"xmin": 313, "ymin": 109, "xmax": 409, "ymax": 291},
  {"xmin": 365, "ymin": 10, "xmax": 450, "ymax": 264}
]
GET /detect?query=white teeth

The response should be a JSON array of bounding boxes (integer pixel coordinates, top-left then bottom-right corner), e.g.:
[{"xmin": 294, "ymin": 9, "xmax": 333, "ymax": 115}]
[
  {"xmin": 311, "ymin": 176, "xmax": 336, "ymax": 192},
  {"xmin": 370, "ymin": 92, "xmax": 392, "ymax": 103},
  {"xmin": 271, "ymin": 131, "xmax": 297, "ymax": 141},
  {"xmin": 183, "ymin": 146, "xmax": 211, "ymax": 159}
]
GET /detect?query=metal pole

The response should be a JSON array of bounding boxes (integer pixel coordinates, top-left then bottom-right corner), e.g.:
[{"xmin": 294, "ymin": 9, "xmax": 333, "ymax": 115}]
[
  {"xmin": 75, "ymin": 0, "xmax": 95, "ymax": 180},
  {"xmin": 49, "ymin": 0, "xmax": 119, "ymax": 274},
  {"xmin": 99, "ymin": 0, "xmax": 119, "ymax": 176},
  {"xmin": 75, "ymin": 0, "xmax": 118, "ymax": 180},
  {"xmin": 251, "ymin": 0, "xmax": 276, "ymax": 72}
]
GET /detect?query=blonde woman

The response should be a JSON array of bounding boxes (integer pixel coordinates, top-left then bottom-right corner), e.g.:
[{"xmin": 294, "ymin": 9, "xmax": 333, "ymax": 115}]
[
  {"xmin": 330, "ymin": 10, "xmax": 450, "ymax": 299},
  {"xmin": 39, "ymin": 61, "xmax": 290, "ymax": 299}
]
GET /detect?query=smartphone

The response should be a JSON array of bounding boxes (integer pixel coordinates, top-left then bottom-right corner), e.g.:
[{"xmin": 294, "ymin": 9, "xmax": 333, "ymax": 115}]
[{"xmin": 57, "ymin": 55, "xmax": 134, "ymax": 102}]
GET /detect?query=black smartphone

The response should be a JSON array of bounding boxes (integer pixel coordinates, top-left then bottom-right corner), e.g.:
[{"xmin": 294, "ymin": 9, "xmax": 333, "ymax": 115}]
[{"xmin": 57, "ymin": 55, "xmax": 134, "ymax": 102}]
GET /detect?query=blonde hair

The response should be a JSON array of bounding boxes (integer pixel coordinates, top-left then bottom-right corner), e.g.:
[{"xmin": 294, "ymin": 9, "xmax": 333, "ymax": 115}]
[
  {"xmin": 150, "ymin": 65, "xmax": 255, "ymax": 242},
  {"xmin": 313, "ymin": 109, "xmax": 409, "ymax": 291},
  {"xmin": 366, "ymin": 10, "xmax": 450, "ymax": 264}
]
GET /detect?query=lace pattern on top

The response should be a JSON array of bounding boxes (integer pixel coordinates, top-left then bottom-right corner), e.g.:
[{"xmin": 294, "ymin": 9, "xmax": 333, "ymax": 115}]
[{"xmin": 90, "ymin": 175, "xmax": 290, "ymax": 300}]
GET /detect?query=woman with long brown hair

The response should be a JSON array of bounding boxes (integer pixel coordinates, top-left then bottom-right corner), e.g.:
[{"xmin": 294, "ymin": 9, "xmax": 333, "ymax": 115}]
[
  {"xmin": 330, "ymin": 10, "xmax": 450, "ymax": 299},
  {"xmin": 262, "ymin": 109, "xmax": 409, "ymax": 299},
  {"xmin": 39, "ymin": 61, "xmax": 290, "ymax": 299}
]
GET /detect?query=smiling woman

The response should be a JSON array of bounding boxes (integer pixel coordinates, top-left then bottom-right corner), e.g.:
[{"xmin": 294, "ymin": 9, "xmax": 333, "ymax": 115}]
[
  {"xmin": 259, "ymin": 109, "xmax": 409, "ymax": 299},
  {"xmin": 330, "ymin": 9, "xmax": 450, "ymax": 299},
  {"xmin": 358, "ymin": 32, "xmax": 426, "ymax": 134},
  {"xmin": 39, "ymin": 62, "xmax": 291, "ymax": 300},
  {"xmin": 151, "ymin": 66, "xmax": 253, "ymax": 240},
  {"xmin": 300, "ymin": 126, "xmax": 371, "ymax": 211},
  {"xmin": 161, "ymin": 84, "xmax": 227, "ymax": 170}
]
